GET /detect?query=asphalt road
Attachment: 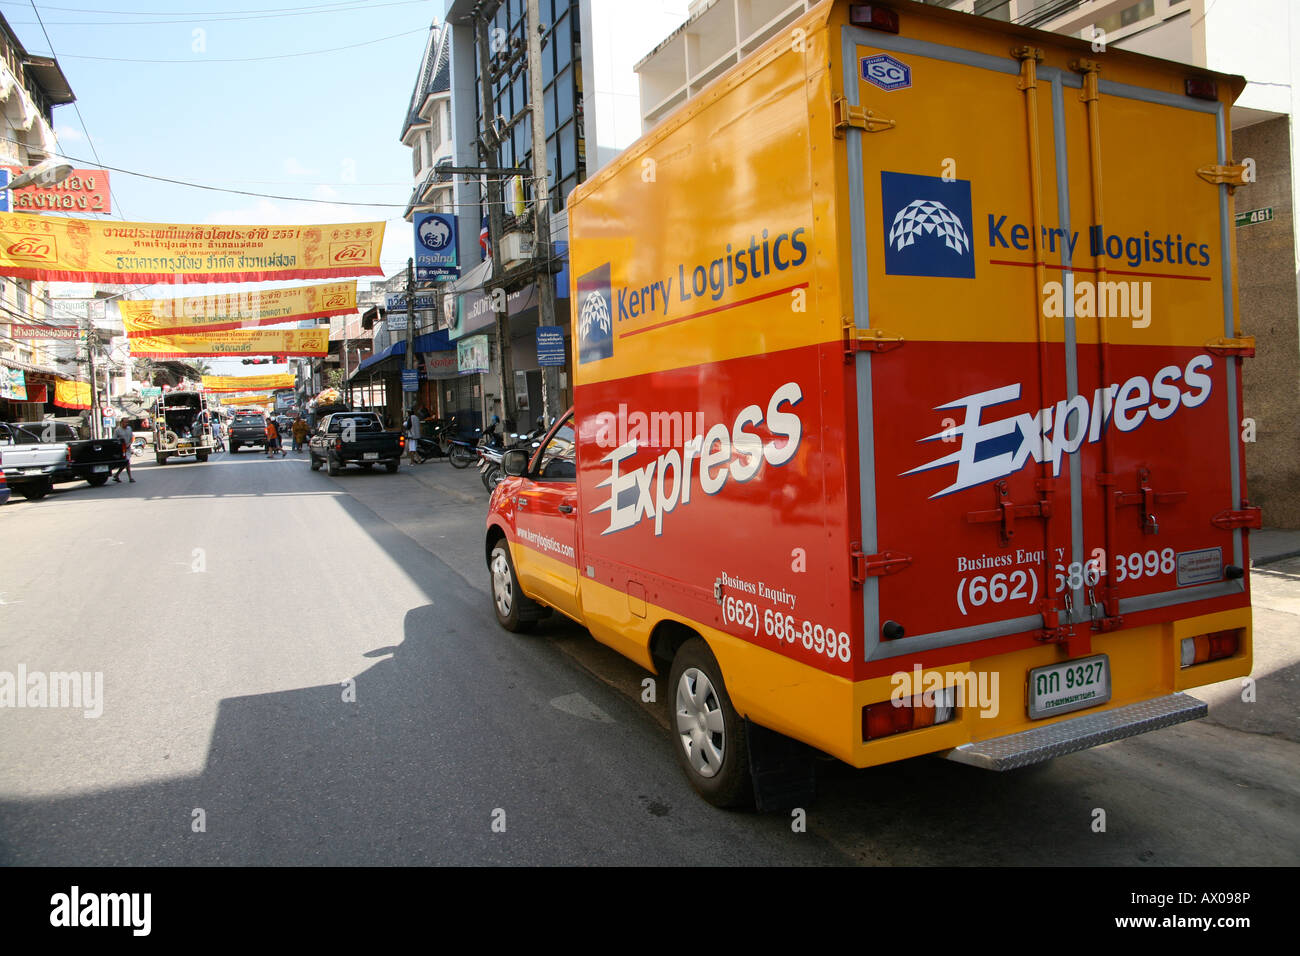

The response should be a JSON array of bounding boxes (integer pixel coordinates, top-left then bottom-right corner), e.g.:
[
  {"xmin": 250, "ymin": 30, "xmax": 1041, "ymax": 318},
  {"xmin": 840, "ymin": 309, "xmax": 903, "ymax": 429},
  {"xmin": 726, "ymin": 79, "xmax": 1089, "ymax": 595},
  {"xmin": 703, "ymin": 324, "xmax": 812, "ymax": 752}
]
[{"xmin": 0, "ymin": 447, "xmax": 1296, "ymax": 865}]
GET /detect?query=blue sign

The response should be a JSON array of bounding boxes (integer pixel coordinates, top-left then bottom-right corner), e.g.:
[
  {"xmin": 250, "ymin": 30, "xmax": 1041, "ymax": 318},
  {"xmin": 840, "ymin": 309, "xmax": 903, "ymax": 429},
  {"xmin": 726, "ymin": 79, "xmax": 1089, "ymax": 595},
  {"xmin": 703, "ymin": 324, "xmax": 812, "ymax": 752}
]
[
  {"xmin": 536, "ymin": 327, "xmax": 566, "ymax": 367},
  {"xmin": 861, "ymin": 53, "xmax": 911, "ymax": 92},
  {"xmin": 0, "ymin": 168, "xmax": 8, "ymax": 213},
  {"xmin": 386, "ymin": 292, "xmax": 438, "ymax": 313},
  {"xmin": 401, "ymin": 369, "xmax": 420, "ymax": 392},
  {"xmin": 881, "ymin": 171, "xmax": 974, "ymax": 279},
  {"xmin": 414, "ymin": 213, "xmax": 459, "ymax": 282}
]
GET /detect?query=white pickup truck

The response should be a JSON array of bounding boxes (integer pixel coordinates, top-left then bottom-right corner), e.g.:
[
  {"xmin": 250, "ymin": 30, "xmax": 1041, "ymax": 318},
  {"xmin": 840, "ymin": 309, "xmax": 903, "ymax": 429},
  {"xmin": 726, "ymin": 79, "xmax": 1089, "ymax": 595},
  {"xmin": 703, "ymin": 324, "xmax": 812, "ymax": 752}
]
[{"xmin": 0, "ymin": 420, "xmax": 128, "ymax": 500}]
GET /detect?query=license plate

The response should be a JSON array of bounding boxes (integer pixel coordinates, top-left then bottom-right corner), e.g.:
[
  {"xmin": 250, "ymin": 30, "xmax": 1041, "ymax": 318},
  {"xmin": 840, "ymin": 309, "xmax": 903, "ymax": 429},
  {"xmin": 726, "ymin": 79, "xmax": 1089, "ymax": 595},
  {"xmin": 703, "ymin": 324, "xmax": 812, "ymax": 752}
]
[
  {"xmin": 93, "ymin": 465, "xmax": 109, "ymax": 473},
  {"xmin": 1028, "ymin": 654, "xmax": 1110, "ymax": 719},
  {"xmin": 23, "ymin": 467, "xmax": 43, "ymax": 475},
  {"xmin": 364, "ymin": 452, "xmax": 379, "ymax": 460}
]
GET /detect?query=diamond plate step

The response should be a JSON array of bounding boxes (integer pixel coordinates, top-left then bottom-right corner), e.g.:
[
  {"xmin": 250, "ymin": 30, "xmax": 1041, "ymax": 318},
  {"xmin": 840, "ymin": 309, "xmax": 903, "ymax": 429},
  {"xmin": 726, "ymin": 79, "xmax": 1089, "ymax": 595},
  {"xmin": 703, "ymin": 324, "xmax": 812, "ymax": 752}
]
[{"xmin": 944, "ymin": 693, "xmax": 1208, "ymax": 771}]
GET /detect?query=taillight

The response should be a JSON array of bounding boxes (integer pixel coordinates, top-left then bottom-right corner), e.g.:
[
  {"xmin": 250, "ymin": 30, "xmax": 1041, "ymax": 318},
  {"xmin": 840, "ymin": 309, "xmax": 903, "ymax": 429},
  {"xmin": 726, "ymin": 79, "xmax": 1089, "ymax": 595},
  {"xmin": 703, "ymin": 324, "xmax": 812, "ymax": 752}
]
[
  {"xmin": 398, "ymin": 436, "xmax": 406, "ymax": 449},
  {"xmin": 334, "ymin": 438, "xmax": 343, "ymax": 451},
  {"xmin": 863, "ymin": 687, "xmax": 956, "ymax": 741},
  {"xmin": 849, "ymin": 4, "xmax": 900, "ymax": 33},
  {"xmin": 66, "ymin": 445, "xmax": 73, "ymax": 463},
  {"xmin": 1185, "ymin": 77, "xmax": 1218, "ymax": 101},
  {"xmin": 1180, "ymin": 629, "xmax": 1241, "ymax": 668}
]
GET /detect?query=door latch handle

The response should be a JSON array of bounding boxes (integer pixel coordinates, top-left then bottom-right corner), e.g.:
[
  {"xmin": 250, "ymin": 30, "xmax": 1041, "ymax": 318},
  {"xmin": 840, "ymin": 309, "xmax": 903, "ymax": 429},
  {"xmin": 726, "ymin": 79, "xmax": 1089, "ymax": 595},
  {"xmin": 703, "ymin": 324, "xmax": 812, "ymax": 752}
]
[
  {"xmin": 558, "ymin": 504, "xmax": 574, "ymax": 514},
  {"xmin": 516, "ymin": 497, "xmax": 528, "ymax": 507}
]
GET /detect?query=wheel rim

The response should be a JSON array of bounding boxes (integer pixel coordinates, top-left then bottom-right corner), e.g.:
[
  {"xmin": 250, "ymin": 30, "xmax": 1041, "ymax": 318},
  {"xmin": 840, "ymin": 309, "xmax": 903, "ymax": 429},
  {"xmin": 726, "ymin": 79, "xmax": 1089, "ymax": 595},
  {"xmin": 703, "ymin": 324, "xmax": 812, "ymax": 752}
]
[
  {"xmin": 675, "ymin": 667, "xmax": 726, "ymax": 778},
  {"xmin": 490, "ymin": 550, "xmax": 513, "ymax": 618}
]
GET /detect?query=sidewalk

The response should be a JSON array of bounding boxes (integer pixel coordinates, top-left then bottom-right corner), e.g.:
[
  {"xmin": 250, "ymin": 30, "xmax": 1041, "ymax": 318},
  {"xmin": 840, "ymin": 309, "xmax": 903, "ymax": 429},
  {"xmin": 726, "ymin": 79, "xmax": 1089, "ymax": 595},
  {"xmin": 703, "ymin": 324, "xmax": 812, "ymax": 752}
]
[
  {"xmin": 1252, "ymin": 528, "xmax": 1300, "ymax": 568},
  {"xmin": 399, "ymin": 455, "xmax": 489, "ymax": 505}
]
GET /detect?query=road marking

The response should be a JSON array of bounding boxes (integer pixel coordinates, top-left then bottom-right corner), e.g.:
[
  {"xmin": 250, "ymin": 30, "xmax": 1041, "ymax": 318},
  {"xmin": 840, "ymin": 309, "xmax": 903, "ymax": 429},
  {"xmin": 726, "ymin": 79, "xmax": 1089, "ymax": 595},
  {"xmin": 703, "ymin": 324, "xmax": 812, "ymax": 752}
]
[{"xmin": 549, "ymin": 692, "xmax": 614, "ymax": 723}]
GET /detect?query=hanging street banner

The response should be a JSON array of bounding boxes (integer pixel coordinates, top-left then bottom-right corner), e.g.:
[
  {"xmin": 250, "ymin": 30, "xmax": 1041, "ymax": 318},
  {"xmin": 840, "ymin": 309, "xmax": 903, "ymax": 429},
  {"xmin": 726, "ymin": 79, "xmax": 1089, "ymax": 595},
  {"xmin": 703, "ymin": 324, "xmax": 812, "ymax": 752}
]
[
  {"xmin": 121, "ymin": 281, "xmax": 357, "ymax": 337},
  {"xmin": 220, "ymin": 394, "xmax": 272, "ymax": 405},
  {"xmin": 54, "ymin": 379, "xmax": 91, "ymax": 409},
  {"xmin": 8, "ymin": 324, "xmax": 82, "ymax": 339},
  {"xmin": 414, "ymin": 212, "xmax": 458, "ymax": 282},
  {"xmin": 1, "ymin": 166, "xmax": 112, "ymax": 215},
  {"xmin": 130, "ymin": 328, "xmax": 327, "ymax": 359},
  {"xmin": 0, "ymin": 214, "xmax": 385, "ymax": 283},
  {"xmin": 202, "ymin": 373, "xmax": 295, "ymax": 392}
]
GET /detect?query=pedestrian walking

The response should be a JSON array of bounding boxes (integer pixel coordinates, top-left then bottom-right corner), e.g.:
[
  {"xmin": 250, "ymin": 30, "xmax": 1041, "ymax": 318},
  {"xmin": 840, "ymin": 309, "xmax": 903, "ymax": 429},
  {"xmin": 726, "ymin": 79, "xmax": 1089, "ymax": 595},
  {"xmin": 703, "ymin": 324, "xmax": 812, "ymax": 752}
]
[
  {"xmin": 291, "ymin": 417, "xmax": 309, "ymax": 452},
  {"xmin": 406, "ymin": 407, "xmax": 422, "ymax": 463},
  {"xmin": 265, "ymin": 419, "xmax": 284, "ymax": 458},
  {"xmin": 212, "ymin": 417, "xmax": 225, "ymax": 452},
  {"xmin": 112, "ymin": 421, "xmax": 136, "ymax": 483}
]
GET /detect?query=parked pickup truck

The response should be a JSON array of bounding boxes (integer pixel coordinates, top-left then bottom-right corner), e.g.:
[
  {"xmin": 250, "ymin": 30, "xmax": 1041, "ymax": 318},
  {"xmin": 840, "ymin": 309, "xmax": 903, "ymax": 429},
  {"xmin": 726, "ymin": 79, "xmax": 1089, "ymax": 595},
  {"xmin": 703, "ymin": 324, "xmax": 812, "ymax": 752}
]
[
  {"xmin": 308, "ymin": 412, "xmax": 404, "ymax": 475},
  {"xmin": 0, "ymin": 420, "xmax": 127, "ymax": 500}
]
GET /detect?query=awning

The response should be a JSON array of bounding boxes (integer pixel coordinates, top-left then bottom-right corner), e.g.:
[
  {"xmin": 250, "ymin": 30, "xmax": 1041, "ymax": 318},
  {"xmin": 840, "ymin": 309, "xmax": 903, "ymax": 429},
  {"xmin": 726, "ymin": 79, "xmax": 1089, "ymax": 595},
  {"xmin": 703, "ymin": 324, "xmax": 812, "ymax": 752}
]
[
  {"xmin": 353, "ymin": 329, "xmax": 452, "ymax": 374},
  {"xmin": 0, "ymin": 355, "xmax": 60, "ymax": 377}
]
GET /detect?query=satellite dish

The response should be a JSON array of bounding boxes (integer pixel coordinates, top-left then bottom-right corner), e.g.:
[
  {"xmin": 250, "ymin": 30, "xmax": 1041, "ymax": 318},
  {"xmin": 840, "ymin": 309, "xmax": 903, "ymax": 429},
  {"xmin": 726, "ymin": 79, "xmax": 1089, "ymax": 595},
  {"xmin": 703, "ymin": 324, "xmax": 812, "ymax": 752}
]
[{"xmin": 8, "ymin": 157, "xmax": 75, "ymax": 190}]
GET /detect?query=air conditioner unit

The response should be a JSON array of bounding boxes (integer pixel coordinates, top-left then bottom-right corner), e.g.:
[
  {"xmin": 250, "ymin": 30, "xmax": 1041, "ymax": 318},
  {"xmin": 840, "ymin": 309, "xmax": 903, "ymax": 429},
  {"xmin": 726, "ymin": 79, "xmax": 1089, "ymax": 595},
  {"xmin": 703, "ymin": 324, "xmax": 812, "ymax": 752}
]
[{"xmin": 499, "ymin": 230, "xmax": 534, "ymax": 268}]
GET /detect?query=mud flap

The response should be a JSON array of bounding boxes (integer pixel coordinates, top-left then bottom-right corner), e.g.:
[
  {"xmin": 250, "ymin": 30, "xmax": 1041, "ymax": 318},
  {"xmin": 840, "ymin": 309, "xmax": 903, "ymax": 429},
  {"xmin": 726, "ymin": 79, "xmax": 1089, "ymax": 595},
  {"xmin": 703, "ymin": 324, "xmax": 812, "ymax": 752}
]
[{"xmin": 746, "ymin": 718, "xmax": 816, "ymax": 812}]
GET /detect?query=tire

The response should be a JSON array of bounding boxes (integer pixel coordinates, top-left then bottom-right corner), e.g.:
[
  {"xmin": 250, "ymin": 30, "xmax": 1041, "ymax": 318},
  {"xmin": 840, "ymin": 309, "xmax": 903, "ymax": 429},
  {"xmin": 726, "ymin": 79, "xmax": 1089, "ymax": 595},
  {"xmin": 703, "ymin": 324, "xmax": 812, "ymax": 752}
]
[
  {"xmin": 86, "ymin": 474, "xmax": 110, "ymax": 487},
  {"xmin": 327, "ymin": 455, "xmax": 340, "ymax": 476},
  {"xmin": 385, "ymin": 461, "xmax": 399, "ymax": 473},
  {"xmin": 449, "ymin": 444, "xmax": 475, "ymax": 468},
  {"xmin": 668, "ymin": 638, "xmax": 753, "ymax": 808},
  {"xmin": 19, "ymin": 480, "xmax": 50, "ymax": 501},
  {"xmin": 481, "ymin": 464, "xmax": 502, "ymax": 491},
  {"xmin": 489, "ymin": 540, "xmax": 541, "ymax": 632},
  {"xmin": 230, "ymin": 444, "xmax": 239, "ymax": 454},
  {"xmin": 310, "ymin": 453, "xmax": 321, "ymax": 471},
  {"xmin": 156, "ymin": 453, "xmax": 167, "ymax": 465},
  {"xmin": 197, "ymin": 453, "xmax": 209, "ymax": 463}
]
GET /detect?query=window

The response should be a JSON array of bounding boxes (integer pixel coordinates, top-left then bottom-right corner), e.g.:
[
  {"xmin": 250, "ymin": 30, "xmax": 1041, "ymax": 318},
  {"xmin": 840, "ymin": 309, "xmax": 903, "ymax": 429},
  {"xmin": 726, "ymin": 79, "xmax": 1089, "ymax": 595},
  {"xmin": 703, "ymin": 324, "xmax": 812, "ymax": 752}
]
[
  {"xmin": 429, "ymin": 106, "xmax": 440, "ymax": 151},
  {"xmin": 534, "ymin": 417, "xmax": 576, "ymax": 481},
  {"xmin": 16, "ymin": 279, "xmax": 28, "ymax": 316}
]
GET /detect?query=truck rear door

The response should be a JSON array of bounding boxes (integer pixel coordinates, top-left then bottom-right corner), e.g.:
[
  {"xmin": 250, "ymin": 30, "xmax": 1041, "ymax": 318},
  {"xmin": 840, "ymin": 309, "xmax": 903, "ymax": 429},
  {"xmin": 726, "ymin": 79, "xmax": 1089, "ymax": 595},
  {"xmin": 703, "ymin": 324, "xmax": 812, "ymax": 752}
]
[{"xmin": 839, "ymin": 20, "xmax": 1248, "ymax": 663}]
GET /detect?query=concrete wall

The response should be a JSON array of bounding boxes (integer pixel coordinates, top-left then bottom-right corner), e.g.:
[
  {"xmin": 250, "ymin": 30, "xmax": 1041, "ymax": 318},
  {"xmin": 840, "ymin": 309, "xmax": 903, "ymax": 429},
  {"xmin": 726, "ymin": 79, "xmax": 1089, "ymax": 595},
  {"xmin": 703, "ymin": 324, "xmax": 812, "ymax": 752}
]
[{"xmin": 1237, "ymin": 116, "xmax": 1300, "ymax": 528}]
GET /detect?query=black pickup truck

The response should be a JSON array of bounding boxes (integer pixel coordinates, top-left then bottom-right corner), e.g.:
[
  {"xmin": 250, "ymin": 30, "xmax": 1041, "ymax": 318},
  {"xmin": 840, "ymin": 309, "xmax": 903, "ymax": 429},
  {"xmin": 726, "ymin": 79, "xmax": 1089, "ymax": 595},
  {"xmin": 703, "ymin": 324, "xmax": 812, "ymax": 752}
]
[
  {"xmin": 308, "ymin": 412, "xmax": 404, "ymax": 475},
  {"xmin": 228, "ymin": 413, "xmax": 268, "ymax": 453},
  {"xmin": 0, "ymin": 421, "xmax": 128, "ymax": 499}
]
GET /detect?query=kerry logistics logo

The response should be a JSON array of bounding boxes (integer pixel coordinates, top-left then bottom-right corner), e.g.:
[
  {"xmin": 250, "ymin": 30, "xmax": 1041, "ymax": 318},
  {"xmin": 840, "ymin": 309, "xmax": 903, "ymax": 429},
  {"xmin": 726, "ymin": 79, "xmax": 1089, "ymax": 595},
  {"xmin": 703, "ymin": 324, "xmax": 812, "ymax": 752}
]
[
  {"xmin": 331, "ymin": 243, "xmax": 369, "ymax": 262},
  {"xmin": 577, "ymin": 262, "xmax": 613, "ymax": 365},
  {"xmin": 881, "ymin": 171, "xmax": 975, "ymax": 279},
  {"xmin": 7, "ymin": 235, "xmax": 56, "ymax": 261}
]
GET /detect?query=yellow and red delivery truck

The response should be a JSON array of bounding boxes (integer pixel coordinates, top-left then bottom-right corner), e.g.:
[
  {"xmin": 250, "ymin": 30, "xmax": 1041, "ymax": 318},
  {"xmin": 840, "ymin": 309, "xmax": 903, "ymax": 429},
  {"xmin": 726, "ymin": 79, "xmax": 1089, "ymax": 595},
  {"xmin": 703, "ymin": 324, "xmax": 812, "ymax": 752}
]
[{"xmin": 485, "ymin": 1, "xmax": 1257, "ymax": 807}]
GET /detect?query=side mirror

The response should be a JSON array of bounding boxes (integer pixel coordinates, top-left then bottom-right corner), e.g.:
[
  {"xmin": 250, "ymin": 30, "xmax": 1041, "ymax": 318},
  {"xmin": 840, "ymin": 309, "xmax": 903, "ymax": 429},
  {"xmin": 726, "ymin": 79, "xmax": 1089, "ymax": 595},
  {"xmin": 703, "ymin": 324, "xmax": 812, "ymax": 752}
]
[{"xmin": 502, "ymin": 447, "xmax": 530, "ymax": 477}]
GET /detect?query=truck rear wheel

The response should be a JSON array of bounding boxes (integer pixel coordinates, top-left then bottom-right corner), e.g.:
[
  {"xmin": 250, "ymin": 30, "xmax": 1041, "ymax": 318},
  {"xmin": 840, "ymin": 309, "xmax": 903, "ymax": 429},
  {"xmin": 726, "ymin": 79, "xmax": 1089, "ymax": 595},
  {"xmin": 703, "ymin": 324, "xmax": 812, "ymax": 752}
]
[
  {"xmin": 669, "ymin": 638, "xmax": 753, "ymax": 808},
  {"xmin": 156, "ymin": 453, "xmax": 167, "ymax": 466},
  {"xmin": 489, "ymin": 540, "xmax": 540, "ymax": 633},
  {"xmin": 327, "ymin": 456, "xmax": 340, "ymax": 476},
  {"xmin": 86, "ymin": 474, "xmax": 109, "ymax": 487},
  {"xmin": 310, "ymin": 453, "xmax": 321, "ymax": 471},
  {"xmin": 197, "ymin": 453, "xmax": 209, "ymax": 462},
  {"xmin": 19, "ymin": 480, "xmax": 51, "ymax": 501},
  {"xmin": 385, "ymin": 461, "xmax": 399, "ymax": 473}
]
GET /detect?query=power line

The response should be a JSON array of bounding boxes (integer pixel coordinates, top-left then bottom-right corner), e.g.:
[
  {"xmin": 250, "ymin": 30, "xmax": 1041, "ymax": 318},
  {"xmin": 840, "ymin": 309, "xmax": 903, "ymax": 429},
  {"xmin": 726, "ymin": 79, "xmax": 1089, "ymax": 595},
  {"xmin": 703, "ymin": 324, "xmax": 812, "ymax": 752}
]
[
  {"xmin": 54, "ymin": 26, "xmax": 427, "ymax": 63},
  {"xmin": 0, "ymin": 0, "xmax": 431, "ymax": 25},
  {"xmin": 0, "ymin": 0, "xmax": 416, "ymax": 15},
  {"xmin": 1, "ymin": 0, "xmax": 432, "ymax": 25},
  {"xmin": 28, "ymin": 1, "xmax": 127, "ymax": 219}
]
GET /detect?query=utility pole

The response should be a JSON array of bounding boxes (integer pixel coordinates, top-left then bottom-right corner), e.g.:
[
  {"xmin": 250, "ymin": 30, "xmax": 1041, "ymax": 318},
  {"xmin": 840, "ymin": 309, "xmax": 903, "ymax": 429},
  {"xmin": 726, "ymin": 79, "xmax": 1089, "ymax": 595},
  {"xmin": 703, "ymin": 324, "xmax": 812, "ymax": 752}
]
[
  {"xmin": 526, "ymin": 0, "xmax": 557, "ymax": 426},
  {"xmin": 83, "ymin": 308, "xmax": 100, "ymax": 438},
  {"xmin": 404, "ymin": 257, "xmax": 417, "ymax": 422},
  {"xmin": 476, "ymin": 8, "xmax": 517, "ymax": 427}
]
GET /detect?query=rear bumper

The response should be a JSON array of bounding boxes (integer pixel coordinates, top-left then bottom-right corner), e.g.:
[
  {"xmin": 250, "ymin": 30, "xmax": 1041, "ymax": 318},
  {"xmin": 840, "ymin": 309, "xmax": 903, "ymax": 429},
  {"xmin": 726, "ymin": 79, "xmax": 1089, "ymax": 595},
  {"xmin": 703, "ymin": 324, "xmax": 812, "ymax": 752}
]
[{"xmin": 943, "ymin": 692, "xmax": 1207, "ymax": 770}]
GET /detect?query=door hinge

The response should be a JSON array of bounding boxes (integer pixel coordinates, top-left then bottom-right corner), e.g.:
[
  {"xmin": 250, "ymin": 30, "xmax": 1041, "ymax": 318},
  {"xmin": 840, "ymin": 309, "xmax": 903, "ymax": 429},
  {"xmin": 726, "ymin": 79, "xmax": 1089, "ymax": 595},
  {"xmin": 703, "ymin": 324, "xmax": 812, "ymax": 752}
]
[
  {"xmin": 1114, "ymin": 467, "xmax": 1186, "ymax": 535},
  {"xmin": 833, "ymin": 97, "xmax": 895, "ymax": 137},
  {"xmin": 1211, "ymin": 503, "xmax": 1263, "ymax": 530},
  {"xmin": 1205, "ymin": 335, "xmax": 1256, "ymax": 358},
  {"xmin": 966, "ymin": 479, "xmax": 1051, "ymax": 546},
  {"xmin": 850, "ymin": 547, "xmax": 911, "ymax": 586},
  {"xmin": 1196, "ymin": 162, "xmax": 1251, "ymax": 193},
  {"xmin": 843, "ymin": 323, "xmax": 903, "ymax": 359}
]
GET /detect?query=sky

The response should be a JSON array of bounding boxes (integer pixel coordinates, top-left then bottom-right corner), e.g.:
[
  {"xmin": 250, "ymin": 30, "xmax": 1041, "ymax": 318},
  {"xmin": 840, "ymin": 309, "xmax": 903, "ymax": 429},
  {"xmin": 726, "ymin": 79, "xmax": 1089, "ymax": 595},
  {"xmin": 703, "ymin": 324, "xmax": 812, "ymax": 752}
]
[{"xmin": 5, "ymin": 0, "xmax": 441, "ymax": 378}]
